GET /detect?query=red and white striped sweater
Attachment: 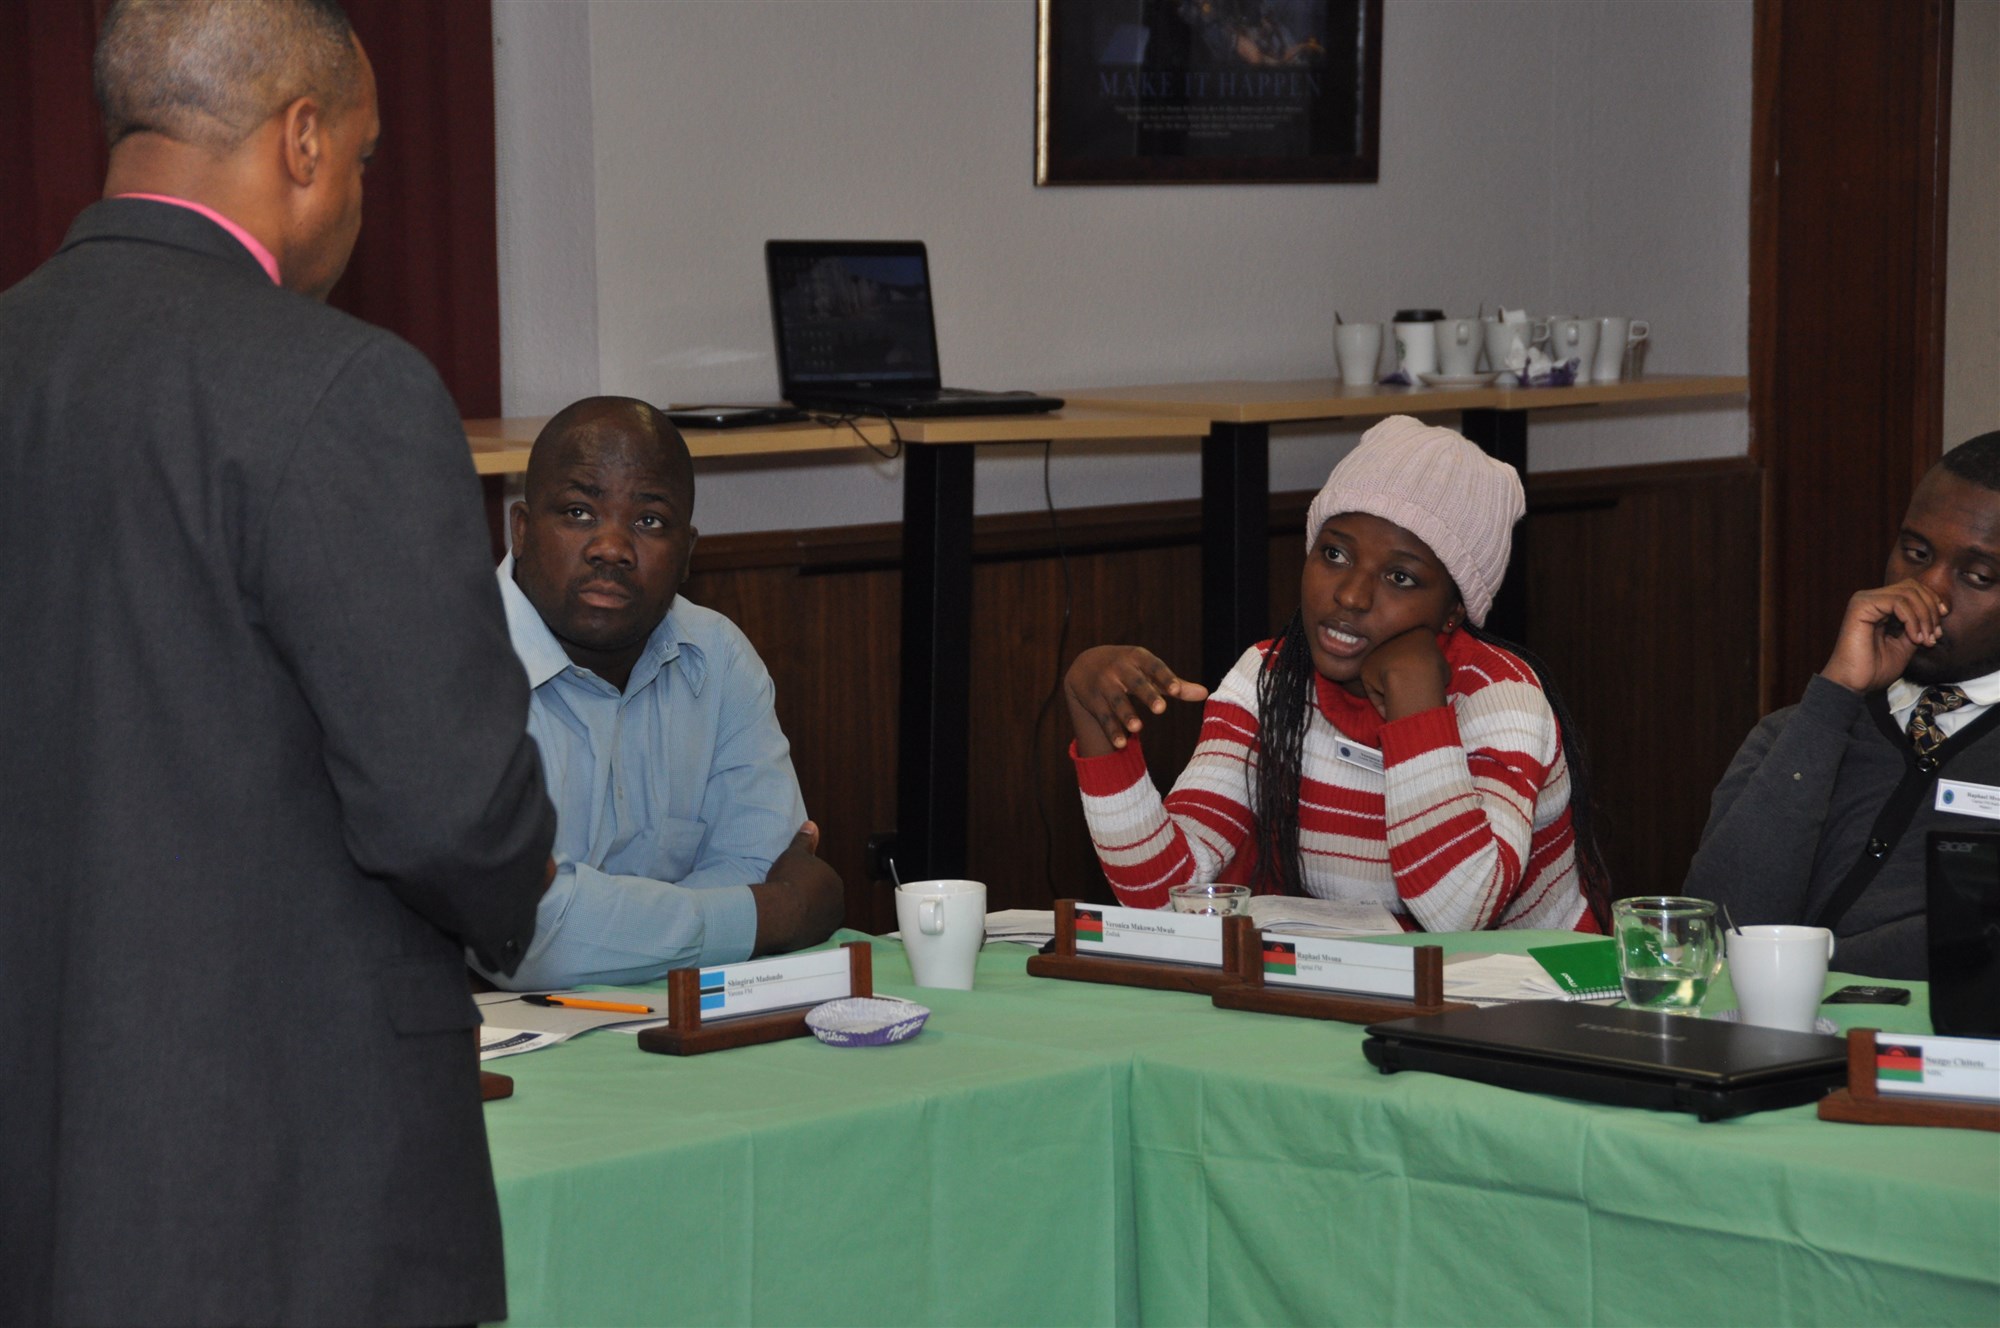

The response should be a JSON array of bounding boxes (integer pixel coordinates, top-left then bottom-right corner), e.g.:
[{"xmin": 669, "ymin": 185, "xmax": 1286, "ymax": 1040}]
[{"xmin": 1072, "ymin": 631, "xmax": 1595, "ymax": 933}]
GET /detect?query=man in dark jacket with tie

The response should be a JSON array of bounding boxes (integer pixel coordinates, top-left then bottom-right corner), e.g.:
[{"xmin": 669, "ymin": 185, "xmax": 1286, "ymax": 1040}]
[
  {"xmin": 1686, "ymin": 431, "xmax": 2000, "ymax": 980},
  {"xmin": 0, "ymin": 2, "xmax": 556, "ymax": 1324}
]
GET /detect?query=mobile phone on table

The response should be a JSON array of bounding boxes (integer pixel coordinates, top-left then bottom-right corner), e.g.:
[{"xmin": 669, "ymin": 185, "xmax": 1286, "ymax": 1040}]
[
  {"xmin": 1823, "ymin": 984, "xmax": 1912, "ymax": 1005},
  {"xmin": 663, "ymin": 405, "xmax": 806, "ymax": 429}
]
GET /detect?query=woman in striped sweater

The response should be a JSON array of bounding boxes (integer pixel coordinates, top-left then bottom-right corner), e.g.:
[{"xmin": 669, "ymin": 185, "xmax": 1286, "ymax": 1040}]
[{"xmin": 1064, "ymin": 415, "xmax": 1609, "ymax": 933}]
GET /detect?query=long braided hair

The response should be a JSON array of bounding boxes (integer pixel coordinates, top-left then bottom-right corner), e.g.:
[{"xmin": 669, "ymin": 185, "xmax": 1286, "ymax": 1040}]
[{"xmin": 1250, "ymin": 609, "xmax": 1614, "ymax": 931}]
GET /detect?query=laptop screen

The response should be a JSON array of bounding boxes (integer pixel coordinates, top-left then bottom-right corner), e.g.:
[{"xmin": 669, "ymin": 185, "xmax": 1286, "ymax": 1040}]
[{"xmin": 766, "ymin": 242, "xmax": 942, "ymax": 390}]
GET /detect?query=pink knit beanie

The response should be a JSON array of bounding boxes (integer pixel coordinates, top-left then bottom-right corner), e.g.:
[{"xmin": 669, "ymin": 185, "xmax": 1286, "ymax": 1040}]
[{"xmin": 1303, "ymin": 415, "xmax": 1525, "ymax": 626}]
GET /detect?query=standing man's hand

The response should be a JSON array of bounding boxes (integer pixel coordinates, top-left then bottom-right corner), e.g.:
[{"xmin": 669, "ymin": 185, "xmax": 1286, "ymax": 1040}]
[
  {"xmin": 750, "ymin": 822, "xmax": 844, "ymax": 956},
  {"xmin": 1820, "ymin": 580, "xmax": 1948, "ymax": 694}
]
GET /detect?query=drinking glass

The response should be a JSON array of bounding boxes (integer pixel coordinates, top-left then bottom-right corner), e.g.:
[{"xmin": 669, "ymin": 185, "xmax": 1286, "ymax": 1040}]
[
  {"xmin": 1612, "ymin": 896, "xmax": 1717, "ymax": 1013},
  {"xmin": 1168, "ymin": 883, "xmax": 1251, "ymax": 916}
]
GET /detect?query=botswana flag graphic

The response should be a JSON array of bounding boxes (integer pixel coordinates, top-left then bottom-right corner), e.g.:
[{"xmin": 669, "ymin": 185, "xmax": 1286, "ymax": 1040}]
[
  {"xmin": 1264, "ymin": 940, "xmax": 1298, "ymax": 976},
  {"xmin": 699, "ymin": 967, "xmax": 728, "ymax": 1012}
]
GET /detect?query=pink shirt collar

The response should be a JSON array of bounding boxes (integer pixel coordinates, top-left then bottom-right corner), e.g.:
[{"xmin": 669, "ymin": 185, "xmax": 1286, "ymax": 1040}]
[{"xmin": 115, "ymin": 193, "xmax": 282, "ymax": 285}]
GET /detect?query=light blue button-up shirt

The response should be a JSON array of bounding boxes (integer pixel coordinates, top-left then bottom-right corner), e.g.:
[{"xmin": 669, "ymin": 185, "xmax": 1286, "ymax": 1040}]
[{"xmin": 474, "ymin": 556, "xmax": 807, "ymax": 989}]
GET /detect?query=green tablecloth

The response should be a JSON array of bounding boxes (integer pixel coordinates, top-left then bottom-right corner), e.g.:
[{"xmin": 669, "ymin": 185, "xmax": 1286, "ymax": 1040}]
[{"xmin": 484, "ymin": 931, "xmax": 2000, "ymax": 1327}]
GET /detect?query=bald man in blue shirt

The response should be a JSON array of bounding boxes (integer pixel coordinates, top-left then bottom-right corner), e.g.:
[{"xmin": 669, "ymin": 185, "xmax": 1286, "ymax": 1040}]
[{"xmin": 473, "ymin": 397, "xmax": 843, "ymax": 990}]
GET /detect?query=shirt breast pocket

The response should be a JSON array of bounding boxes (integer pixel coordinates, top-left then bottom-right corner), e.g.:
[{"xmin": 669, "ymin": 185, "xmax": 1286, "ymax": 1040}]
[{"xmin": 642, "ymin": 814, "xmax": 710, "ymax": 882}]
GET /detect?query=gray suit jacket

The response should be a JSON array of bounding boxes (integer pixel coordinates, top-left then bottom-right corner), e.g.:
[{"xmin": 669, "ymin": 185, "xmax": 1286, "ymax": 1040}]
[{"xmin": 0, "ymin": 199, "xmax": 556, "ymax": 1326}]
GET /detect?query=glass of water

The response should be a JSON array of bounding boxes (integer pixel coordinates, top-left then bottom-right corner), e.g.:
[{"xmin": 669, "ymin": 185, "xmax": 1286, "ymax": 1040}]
[
  {"xmin": 1168, "ymin": 883, "xmax": 1251, "ymax": 916},
  {"xmin": 1612, "ymin": 896, "xmax": 1718, "ymax": 1014}
]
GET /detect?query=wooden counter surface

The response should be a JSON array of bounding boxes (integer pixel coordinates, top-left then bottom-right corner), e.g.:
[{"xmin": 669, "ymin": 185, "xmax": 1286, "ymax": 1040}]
[
  {"xmin": 1060, "ymin": 373, "xmax": 1749, "ymax": 425},
  {"xmin": 464, "ymin": 405, "xmax": 1209, "ymax": 476}
]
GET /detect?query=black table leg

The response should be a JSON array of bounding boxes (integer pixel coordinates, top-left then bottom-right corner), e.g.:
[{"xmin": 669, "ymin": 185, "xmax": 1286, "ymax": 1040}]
[
  {"xmin": 1202, "ymin": 422, "xmax": 1271, "ymax": 685},
  {"xmin": 1458, "ymin": 408, "xmax": 1529, "ymax": 644},
  {"xmin": 896, "ymin": 444, "xmax": 974, "ymax": 882}
]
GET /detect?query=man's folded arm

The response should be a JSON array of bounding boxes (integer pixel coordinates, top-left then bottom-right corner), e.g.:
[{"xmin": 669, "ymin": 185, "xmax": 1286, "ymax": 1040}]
[
  {"xmin": 473, "ymin": 860, "xmax": 757, "ymax": 989},
  {"xmin": 253, "ymin": 337, "xmax": 556, "ymax": 971},
  {"xmin": 691, "ymin": 633, "xmax": 843, "ymax": 953}
]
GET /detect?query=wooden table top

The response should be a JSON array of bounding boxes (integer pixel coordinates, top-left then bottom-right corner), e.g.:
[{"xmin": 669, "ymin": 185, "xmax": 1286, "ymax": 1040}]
[
  {"xmin": 1060, "ymin": 373, "xmax": 1750, "ymax": 425},
  {"xmin": 463, "ymin": 405, "xmax": 1211, "ymax": 476}
]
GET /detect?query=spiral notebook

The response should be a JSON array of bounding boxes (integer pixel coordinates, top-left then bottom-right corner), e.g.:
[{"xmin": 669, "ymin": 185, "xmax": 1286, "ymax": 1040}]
[{"xmin": 1525, "ymin": 940, "xmax": 1623, "ymax": 1001}]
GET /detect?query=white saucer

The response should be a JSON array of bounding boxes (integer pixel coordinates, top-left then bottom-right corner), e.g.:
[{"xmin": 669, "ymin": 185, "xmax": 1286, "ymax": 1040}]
[{"xmin": 1418, "ymin": 372, "xmax": 1499, "ymax": 388}]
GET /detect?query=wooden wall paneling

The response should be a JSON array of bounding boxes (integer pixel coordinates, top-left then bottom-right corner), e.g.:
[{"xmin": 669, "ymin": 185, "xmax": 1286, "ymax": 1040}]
[
  {"xmin": 968, "ymin": 538, "xmax": 1206, "ymax": 912},
  {"xmin": 680, "ymin": 551, "xmax": 903, "ymax": 934},
  {"xmin": 1753, "ymin": 0, "xmax": 1955, "ymax": 712},
  {"xmin": 1520, "ymin": 460, "xmax": 1764, "ymax": 898}
]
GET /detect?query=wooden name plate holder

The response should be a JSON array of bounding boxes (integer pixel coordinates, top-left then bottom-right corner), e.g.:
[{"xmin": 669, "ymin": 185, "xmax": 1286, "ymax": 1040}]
[
  {"xmin": 480, "ymin": 1070, "xmax": 514, "ymax": 1102},
  {"xmin": 1026, "ymin": 899, "xmax": 1244, "ymax": 994},
  {"xmin": 1817, "ymin": 1028, "xmax": 2000, "ymax": 1133},
  {"xmin": 638, "ymin": 941, "xmax": 873, "ymax": 1057},
  {"xmin": 1211, "ymin": 916, "xmax": 1472, "ymax": 1024}
]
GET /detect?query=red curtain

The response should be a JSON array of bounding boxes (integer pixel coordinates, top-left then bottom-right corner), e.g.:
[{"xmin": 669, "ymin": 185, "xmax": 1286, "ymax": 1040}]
[
  {"xmin": 0, "ymin": 0, "xmax": 500, "ymax": 418},
  {"xmin": 0, "ymin": 1, "xmax": 108, "ymax": 290}
]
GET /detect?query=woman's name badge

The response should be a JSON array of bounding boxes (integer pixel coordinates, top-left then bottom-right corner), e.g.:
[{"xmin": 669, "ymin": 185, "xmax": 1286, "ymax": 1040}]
[
  {"xmin": 1935, "ymin": 779, "xmax": 2000, "ymax": 821},
  {"xmin": 1333, "ymin": 740, "xmax": 1384, "ymax": 774}
]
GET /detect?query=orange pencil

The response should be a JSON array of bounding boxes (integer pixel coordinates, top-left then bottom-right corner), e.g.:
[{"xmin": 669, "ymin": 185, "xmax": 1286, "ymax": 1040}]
[{"xmin": 522, "ymin": 994, "xmax": 655, "ymax": 1015}]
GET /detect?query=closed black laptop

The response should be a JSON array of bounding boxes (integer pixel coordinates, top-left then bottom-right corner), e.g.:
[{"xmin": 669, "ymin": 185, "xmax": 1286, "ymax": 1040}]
[
  {"xmin": 765, "ymin": 240, "xmax": 1063, "ymax": 417},
  {"xmin": 1363, "ymin": 1001, "xmax": 1848, "ymax": 1121}
]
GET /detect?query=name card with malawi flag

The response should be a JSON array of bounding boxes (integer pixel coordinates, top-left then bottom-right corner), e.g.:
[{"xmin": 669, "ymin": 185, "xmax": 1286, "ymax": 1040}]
[
  {"xmin": 1075, "ymin": 904, "xmax": 1224, "ymax": 966},
  {"xmin": 1025, "ymin": 899, "xmax": 1242, "ymax": 994},
  {"xmin": 1212, "ymin": 921, "xmax": 1465, "ymax": 1024},
  {"xmin": 1260, "ymin": 935, "xmax": 1417, "ymax": 999},
  {"xmin": 1817, "ymin": 1027, "xmax": 2000, "ymax": 1132},
  {"xmin": 1875, "ymin": 1034, "xmax": 2000, "ymax": 1102}
]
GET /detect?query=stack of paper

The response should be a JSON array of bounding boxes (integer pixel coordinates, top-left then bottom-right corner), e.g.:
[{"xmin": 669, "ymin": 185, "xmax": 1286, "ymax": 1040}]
[
  {"xmin": 1440, "ymin": 952, "xmax": 1564, "ymax": 1006},
  {"xmin": 475, "ymin": 989, "xmax": 668, "ymax": 1060},
  {"xmin": 1245, "ymin": 895, "xmax": 1402, "ymax": 937},
  {"xmin": 1440, "ymin": 952, "xmax": 1622, "ymax": 1006},
  {"xmin": 984, "ymin": 909, "xmax": 1056, "ymax": 946}
]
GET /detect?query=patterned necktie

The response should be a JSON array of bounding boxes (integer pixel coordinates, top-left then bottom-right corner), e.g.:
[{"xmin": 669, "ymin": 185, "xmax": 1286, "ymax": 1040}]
[{"xmin": 1907, "ymin": 685, "xmax": 1970, "ymax": 760}]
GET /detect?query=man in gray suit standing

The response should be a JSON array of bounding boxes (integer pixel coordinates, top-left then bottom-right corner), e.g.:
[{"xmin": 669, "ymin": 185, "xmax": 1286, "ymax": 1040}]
[{"xmin": 0, "ymin": 3, "xmax": 556, "ymax": 1325}]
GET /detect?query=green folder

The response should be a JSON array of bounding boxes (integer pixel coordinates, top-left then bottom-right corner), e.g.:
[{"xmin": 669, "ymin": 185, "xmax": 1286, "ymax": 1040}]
[{"xmin": 1526, "ymin": 939, "xmax": 1624, "ymax": 1001}]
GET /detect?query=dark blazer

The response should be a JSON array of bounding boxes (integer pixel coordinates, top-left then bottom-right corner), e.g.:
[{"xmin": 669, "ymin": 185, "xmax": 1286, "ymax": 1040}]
[
  {"xmin": 1685, "ymin": 674, "xmax": 2000, "ymax": 979},
  {"xmin": 0, "ymin": 200, "xmax": 556, "ymax": 1326}
]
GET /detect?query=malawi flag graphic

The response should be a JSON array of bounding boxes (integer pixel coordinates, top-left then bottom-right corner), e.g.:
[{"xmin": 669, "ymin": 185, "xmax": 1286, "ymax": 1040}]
[
  {"xmin": 1076, "ymin": 908, "xmax": 1105, "ymax": 944},
  {"xmin": 1878, "ymin": 1041, "xmax": 1925, "ymax": 1083},
  {"xmin": 1264, "ymin": 940, "xmax": 1298, "ymax": 976}
]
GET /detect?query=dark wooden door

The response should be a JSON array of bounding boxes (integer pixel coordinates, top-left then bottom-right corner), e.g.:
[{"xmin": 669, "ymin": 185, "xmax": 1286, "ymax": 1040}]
[{"xmin": 1753, "ymin": 0, "xmax": 1956, "ymax": 711}]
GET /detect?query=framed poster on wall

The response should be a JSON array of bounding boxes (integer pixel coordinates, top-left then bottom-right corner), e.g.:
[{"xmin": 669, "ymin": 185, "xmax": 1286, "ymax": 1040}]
[{"xmin": 1036, "ymin": 0, "xmax": 1381, "ymax": 185}]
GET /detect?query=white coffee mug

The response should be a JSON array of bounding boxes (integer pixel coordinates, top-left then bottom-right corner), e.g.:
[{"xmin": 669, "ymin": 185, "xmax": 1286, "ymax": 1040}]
[
  {"xmin": 1435, "ymin": 317, "xmax": 1482, "ymax": 377},
  {"xmin": 1334, "ymin": 322, "xmax": 1383, "ymax": 387},
  {"xmin": 895, "ymin": 879, "xmax": 986, "ymax": 990},
  {"xmin": 1550, "ymin": 317, "xmax": 1598, "ymax": 378},
  {"xmin": 1592, "ymin": 316, "xmax": 1651, "ymax": 382},
  {"xmin": 1392, "ymin": 320, "xmax": 1438, "ymax": 377},
  {"xmin": 1482, "ymin": 318, "xmax": 1547, "ymax": 374},
  {"xmin": 1727, "ymin": 925, "xmax": 1835, "ymax": 1033}
]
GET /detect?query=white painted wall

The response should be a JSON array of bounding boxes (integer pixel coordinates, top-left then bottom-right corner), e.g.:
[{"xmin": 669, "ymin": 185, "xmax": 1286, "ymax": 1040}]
[
  {"xmin": 495, "ymin": 0, "xmax": 1752, "ymax": 535},
  {"xmin": 493, "ymin": 0, "xmax": 599, "ymax": 416},
  {"xmin": 1946, "ymin": 0, "xmax": 1999, "ymax": 452}
]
